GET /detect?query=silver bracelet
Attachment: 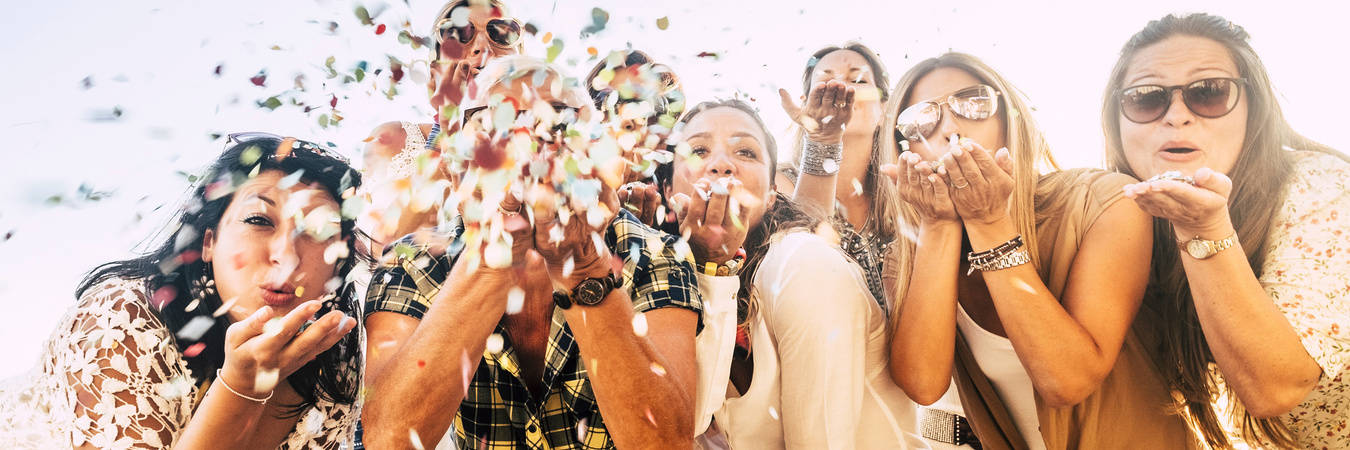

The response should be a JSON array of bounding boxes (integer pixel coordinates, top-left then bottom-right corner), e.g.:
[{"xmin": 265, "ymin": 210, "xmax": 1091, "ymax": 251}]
[
  {"xmin": 800, "ymin": 138, "xmax": 843, "ymax": 176},
  {"xmin": 967, "ymin": 247, "xmax": 1031, "ymax": 275},
  {"xmin": 214, "ymin": 369, "xmax": 273, "ymax": 403}
]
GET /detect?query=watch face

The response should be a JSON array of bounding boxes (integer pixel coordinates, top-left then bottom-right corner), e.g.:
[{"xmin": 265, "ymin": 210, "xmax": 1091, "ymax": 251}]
[
  {"xmin": 575, "ymin": 279, "xmax": 607, "ymax": 306},
  {"xmin": 1187, "ymin": 240, "xmax": 1212, "ymax": 259}
]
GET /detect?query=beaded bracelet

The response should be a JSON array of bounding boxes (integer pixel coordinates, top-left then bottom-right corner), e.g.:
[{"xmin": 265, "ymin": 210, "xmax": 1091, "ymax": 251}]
[
  {"xmin": 969, "ymin": 247, "xmax": 1031, "ymax": 275},
  {"xmin": 800, "ymin": 138, "xmax": 843, "ymax": 176},
  {"xmin": 215, "ymin": 369, "xmax": 273, "ymax": 404},
  {"xmin": 968, "ymin": 235, "xmax": 1024, "ymax": 264}
]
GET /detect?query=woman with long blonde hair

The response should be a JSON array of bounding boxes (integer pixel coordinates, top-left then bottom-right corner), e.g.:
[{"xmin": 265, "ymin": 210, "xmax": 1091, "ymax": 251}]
[{"xmin": 883, "ymin": 52, "xmax": 1195, "ymax": 449}]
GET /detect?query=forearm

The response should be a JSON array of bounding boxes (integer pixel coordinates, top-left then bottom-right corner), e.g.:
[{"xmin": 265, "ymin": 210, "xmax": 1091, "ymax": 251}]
[
  {"xmin": 1183, "ymin": 242, "xmax": 1321, "ymax": 416},
  {"xmin": 175, "ymin": 383, "xmax": 274, "ymax": 449},
  {"xmin": 889, "ymin": 222, "xmax": 963, "ymax": 404},
  {"xmin": 565, "ymin": 292, "xmax": 695, "ymax": 449},
  {"xmin": 966, "ymin": 219, "xmax": 1119, "ymax": 406},
  {"xmin": 363, "ymin": 267, "xmax": 513, "ymax": 448}
]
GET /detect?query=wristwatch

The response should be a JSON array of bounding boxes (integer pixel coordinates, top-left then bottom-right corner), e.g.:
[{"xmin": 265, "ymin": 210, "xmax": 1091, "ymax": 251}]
[
  {"xmin": 552, "ymin": 274, "xmax": 619, "ymax": 309},
  {"xmin": 1177, "ymin": 232, "xmax": 1238, "ymax": 260}
]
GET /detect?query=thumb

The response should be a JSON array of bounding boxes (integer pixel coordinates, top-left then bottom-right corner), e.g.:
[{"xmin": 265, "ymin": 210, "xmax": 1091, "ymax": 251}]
[
  {"xmin": 779, "ymin": 88, "xmax": 801, "ymax": 119},
  {"xmin": 879, "ymin": 164, "xmax": 901, "ymax": 182},
  {"xmin": 1194, "ymin": 167, "xmax": 1233, "ymax": 198}
]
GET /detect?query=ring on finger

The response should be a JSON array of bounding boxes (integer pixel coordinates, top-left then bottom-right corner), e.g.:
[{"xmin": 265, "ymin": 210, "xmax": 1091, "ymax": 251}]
[
  {"xmin": 953, "ymin": 179, "xmax": 970, "ymax": 189},
  {"xmin": 833, "ymin": 101, "xmax": 847, "ymax": 108},
  {"xmin": 498, "ymin": 204, "xmax": 521, "ymax": 216}
]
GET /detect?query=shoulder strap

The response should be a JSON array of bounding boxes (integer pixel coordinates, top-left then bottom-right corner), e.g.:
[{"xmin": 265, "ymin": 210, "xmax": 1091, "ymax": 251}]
[{"xmin": 953, "ymin": 330, "xmax": 1031, "ymax": 450}]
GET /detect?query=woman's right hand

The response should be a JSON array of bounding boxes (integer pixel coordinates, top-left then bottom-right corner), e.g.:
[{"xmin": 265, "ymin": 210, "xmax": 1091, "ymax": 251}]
[
  {"xmin": 883, "ymin": 151, "xmax": 959, "ymax": 225},
  {"xmin": 219, "ymin": 301, "xmax": 356, "ymax": 398},
  {"xmin": 778, "ymin": 80, "xmax": 855, "ymax": 143},
  {"xmin": 671, "ymin": 177, "xmax": 751, "ymax": 267}
]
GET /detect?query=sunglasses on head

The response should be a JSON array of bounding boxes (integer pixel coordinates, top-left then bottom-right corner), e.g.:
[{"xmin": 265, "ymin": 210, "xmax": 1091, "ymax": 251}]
[
  {"xmin": 435, "ymin": 7, "xmax": 522, "ymax": 49},
  {"xmin": 1116, "ymin": 77, "xmax": 1246, "ymax": 124},
  {"xmin": 895, "ymin": 84, "xmax": 1000, "ymax": 142},
  {"xmin": 226, "ymin": 132, "xmax": 351, "ymax": 165}
]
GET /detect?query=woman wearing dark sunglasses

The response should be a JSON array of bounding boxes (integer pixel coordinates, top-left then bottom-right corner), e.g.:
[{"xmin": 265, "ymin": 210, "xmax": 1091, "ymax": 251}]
[
  {"xmin": 0, "ymin": 135, "xmax": 365, "ymax": 449},
  {"xmin": 1104, "ymin": 13, "xmax": 1350, "ymax": 449},
  {"xmin": 360, "ymin": 0, "xmax": 523, "ymax": 256},
  {"xmin": 880, "ymin": 52, "xmax": 1195, "ymax": 449}
]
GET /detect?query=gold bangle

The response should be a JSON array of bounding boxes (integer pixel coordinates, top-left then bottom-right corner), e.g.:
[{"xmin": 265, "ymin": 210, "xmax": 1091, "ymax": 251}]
[{"xmin": 214, "ymin": 369, "xmax": 273, "ymax": 404}]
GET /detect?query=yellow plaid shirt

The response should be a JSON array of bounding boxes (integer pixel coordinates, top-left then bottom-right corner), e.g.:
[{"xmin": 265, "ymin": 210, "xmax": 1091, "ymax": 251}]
[{"xmin": 365, "ymin": 210, "xmax": 701, "ymax": 449}]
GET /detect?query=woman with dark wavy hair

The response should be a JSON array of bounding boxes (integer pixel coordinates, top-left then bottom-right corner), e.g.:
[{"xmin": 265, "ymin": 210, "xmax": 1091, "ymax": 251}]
[
  {"xmin": 0, "ymin": 135, "xmax": 365, "ymax": 449},
  {"xmin": 1104, "ymin": 13, "xmax": 1350, "ymax": 449}
]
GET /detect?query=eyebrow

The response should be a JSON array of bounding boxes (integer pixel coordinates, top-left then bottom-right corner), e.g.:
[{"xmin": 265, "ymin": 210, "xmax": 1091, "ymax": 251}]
[
  {"xmin": 243, "ymin": 192, "xmax": 277, "ymax": 207},
  {"xmin": 1125, "ymin": 65, "xmax": 1234, "ymax": 86}
]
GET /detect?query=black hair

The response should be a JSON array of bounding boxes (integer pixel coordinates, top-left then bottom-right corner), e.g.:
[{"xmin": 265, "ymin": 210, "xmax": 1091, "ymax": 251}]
[{"xmin": 77, "ymin": 136, "xmax": 366, "ymax": 415}]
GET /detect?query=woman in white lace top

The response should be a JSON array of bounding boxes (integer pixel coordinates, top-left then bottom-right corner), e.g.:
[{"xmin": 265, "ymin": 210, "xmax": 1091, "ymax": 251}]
[{"xmin": 0, "ymin": 134, "xmax": 365, "ymax": 449}]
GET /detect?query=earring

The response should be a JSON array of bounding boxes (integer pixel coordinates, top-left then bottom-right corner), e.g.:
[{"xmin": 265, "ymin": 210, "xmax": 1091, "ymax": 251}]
[{"xmin": 186, "ymin": 262, "xmax": 217, "ymax": 312}]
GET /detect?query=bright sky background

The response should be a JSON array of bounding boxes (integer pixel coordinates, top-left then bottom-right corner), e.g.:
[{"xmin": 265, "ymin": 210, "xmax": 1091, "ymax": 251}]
[{"xmin": 1, "ymin": 0, "xmax": 1346, "ymax": 377}]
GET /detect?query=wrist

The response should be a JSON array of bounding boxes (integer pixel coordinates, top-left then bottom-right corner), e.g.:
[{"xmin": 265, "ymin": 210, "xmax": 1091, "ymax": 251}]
[
  {"xmin": 806, "ymin": 131, "xmax": 843, "ymax": 144},
  {"xmin": 1171, "ymin": 217, "xmax": 1235, "ymax": 242},
  {"xmin": 216, "ymin": 367, "xmax": 273, "ymax": 401},
  {"xmin": 963, "ymin": 214, "xmax": 1018, "ymax": 252},
  {"xmin": 551, "ymin": 253, "xmax": 614, "ymax": 291}
]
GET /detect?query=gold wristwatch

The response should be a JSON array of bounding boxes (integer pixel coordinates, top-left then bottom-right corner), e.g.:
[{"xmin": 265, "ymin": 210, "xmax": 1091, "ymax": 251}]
[{"xmin": 1177, "ymin": 232, "xmax": 1238, "ymax": 260}]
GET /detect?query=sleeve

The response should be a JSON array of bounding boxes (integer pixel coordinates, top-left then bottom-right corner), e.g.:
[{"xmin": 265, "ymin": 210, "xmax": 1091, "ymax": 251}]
[
  {"xmin": 612, "ymin": 211, "xmax": 704, "ymax": 332},
  {"xmin": 1259, "ymin": 155, "xmax": 1350, "ymax": 378},
  {"xmin": 363, "ymin": 234, "xmax": 458, "ymax": 321},
  {"xmin": 760, "ymin": 235, "xmax": 870, "ymax": 450},
  {"xmin": 58, "ymin": 280, "xmax": 194, "ymax": 449},
  {"xmin": 693, "ymin": 273, "xmax": 741, "ymax": 436}
]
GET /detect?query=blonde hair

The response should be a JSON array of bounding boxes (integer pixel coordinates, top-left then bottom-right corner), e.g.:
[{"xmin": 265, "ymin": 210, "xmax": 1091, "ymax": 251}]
[
  {"xmin": 880, "ymin": 52, "xmax": 1063, "ymax": 311},
  {"xmin": 1101, "ymin": 13, "xmax": 1346, "ymax": 449}
]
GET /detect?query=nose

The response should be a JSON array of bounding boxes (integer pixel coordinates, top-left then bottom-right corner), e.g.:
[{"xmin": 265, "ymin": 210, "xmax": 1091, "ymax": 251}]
[
  {"xmin": 464, "ymin": 28, "xmax": 494, "ymax": 64},
  {"xmin": 269, "ymin": 227, "xmax": 301, "ymax": 272},
  {"xmin": 1160, "ymin": 88, "xmax": 1194, "ymax": 127},
  {"xmin": 932, "ymin": 104, "xmax": 961, "ymax": 152},
  {"xmin": 704, "ymin": 151, "xmax": 736, "ymax": 178}
]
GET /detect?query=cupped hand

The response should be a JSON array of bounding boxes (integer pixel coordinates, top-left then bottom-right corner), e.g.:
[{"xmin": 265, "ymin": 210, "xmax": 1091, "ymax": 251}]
[
  {"xmin": 220, "ymin": 300, "xmax": 357, "ymax": 398},
  {"xmin": 1123, "ymin": 167, "xmax": 1235, "ymax": 239},
  {"xmin": 670, "ymin": 177, "xmax": 751, "ymax": 267},
  {"xmin": 779, "ymin": 79, "xmax": 855, "ymax": 143},
  {"xmin": 883, "ymin": 151, "xmax": 958, "ymax": 225},
  {"xmin": 530, "ymin": 182, "xmax": 618, "ymax": 288},
  {"xmin": 617, "ymin": 181, "xmax": 662, "ymax": 227},
  {"xmin": 935, "ymin": 138, "xmax": 1015, "ymax": 226}
]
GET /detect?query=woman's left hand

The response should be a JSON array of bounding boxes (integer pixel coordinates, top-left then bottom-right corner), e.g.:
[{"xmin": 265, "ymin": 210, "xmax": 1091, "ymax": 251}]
[
  {"xmin": 936, "ymin": 138, "xmax": 1015, "ymax": 226},
  {"xmin": 1123, "ymin": 167, "xmax": 1235, "ymax": 239}
]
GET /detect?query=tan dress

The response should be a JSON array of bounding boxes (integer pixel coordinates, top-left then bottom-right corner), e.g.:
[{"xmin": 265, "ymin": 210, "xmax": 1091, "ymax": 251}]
[{"xmin": 888, "ymin": 168, "xmax": 1199, "ymax": 450}]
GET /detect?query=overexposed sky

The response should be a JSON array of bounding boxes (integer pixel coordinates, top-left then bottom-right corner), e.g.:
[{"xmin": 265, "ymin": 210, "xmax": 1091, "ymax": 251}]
[{"xmin": 1, "ymin": 0, "xmax": 1346, "ymax": 376}]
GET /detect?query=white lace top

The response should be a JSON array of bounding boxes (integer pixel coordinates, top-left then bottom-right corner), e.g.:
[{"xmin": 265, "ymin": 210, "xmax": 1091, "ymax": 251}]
[{"xmin": 0, "ymin": 277, "xmax": 357, "ymax": 449}]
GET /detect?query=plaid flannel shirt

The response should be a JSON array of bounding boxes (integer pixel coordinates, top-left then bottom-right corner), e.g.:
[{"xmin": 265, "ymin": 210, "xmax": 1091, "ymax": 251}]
[{"xmin": 365, "ymin": 210, "xmax": 701, "ymax": 449}]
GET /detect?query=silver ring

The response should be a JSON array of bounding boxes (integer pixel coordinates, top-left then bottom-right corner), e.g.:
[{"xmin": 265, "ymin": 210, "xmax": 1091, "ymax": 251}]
[
  {"xmin": 953, "ymin": 179, "xmax": 970, "ymax": 189},
  {"xmin": 498, "ymin": 204, "xmax": 520, "ymax": 216},
  {"xmin": 834, "ymin": 101, "xmax": 847, "ymax": 108}
]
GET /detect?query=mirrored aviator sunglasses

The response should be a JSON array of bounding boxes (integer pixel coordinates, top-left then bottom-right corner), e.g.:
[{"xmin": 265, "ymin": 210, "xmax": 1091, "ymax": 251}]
[
  {"xmin": 435, "ymin": 15, "xmax": 522, "ymax": 49},
  {"xmin": 895, "ymin": 84, "xmax": 1001, "ymax": 141},
  {"xmin": 1116, "ymin": 77, "xmax": 1246, "ymax": 124},
  {"xmin": 226, "ymin": 132, "xmax": 351, "ymax": 165}
]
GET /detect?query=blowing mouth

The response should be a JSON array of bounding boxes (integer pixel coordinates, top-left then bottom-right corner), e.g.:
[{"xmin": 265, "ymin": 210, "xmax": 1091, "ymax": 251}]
[{"xmin": 1162, "ymin": 147, "xmax": 1198, "ymax": 154}]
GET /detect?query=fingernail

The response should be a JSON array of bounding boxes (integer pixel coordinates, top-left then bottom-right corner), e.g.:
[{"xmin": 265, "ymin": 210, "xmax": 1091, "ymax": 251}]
[{"xmin": 952, "ymin": 146, "xmax": 963, "ymax": 157}]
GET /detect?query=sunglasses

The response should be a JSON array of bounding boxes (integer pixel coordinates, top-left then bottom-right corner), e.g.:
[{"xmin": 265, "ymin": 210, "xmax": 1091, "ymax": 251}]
[
  {"xmin": 1116, "ymin": 77, "xmax": 1246, "ymax": 124},
  {"xmin": 435, "ymin": 9, "xmax": 522, "ymax": 49},
  {"xmin": 226, "ymin": 132, "xmax": 350, "ymax": 165},
  {"xmin": 895, "ymin": 85, "xmax": 1000, "ymax": 141}
]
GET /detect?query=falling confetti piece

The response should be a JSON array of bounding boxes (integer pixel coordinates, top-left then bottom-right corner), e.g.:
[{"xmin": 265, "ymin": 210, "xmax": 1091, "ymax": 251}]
[
  {"xmin": 417, "ymin": 360, "xmax": 426, "ymax": 368},
  {"xmin": 152, "ymin": 285, "xmax": 177, "ymax": 310},
  {"xmin": 769, "ymin": 406, "xmax": 779, "ymax": 419},
  {"xmin": 250, "ymin": 72, "xmax": 267, "ymax": 87},
  {"xmin": 263, "ymin": 317, "xmax": 284, "ymax": 337},
  {"xmin": 632, "ymin": 312, "xmax": 649, "ymax": 337},
  {"xmin": 256, "ymin": 368, "xmax": 279, "ymax": 392},
  {"xmin": 656, "ymin": 16, "xmax": 669, "ymax": 30},
  {"xmin": 486, "ymin": 333, "xmax": 504, "ymax": 353},
  {"xmin": 183, "ymin": 342, "xmax": 206, "ymax": 357},
  {"xmin": 645, "ymin": 408, "xmax": 657, "ymax": 426},
  {"xmin": 651, "ymin": 362, "xmax": 666, "ymax": 376},
  {"xmin": 587, "ymin": 47, "xmax": 598, "ymax": 56},
  {"xmin": 852, "ymin": 178, "xmax": 864, "ymax": 196},
  {"xmin": 176, "ymin": 316, "xmax": 215, "ymax": 341},
  {"xmin": 375, "ymin": 24, "xmax": 387, "ymax": 35},
  {"xmin": 409, "ymin": 429, "xmax": 426, "ymax": 450},
  {"xmin": 506, "ymin": 287, "xmax": 525, "ymax": 314},
  {"xmin": 542, "ymin": 31, "xmax": 553, "ymax": 43},
  {"xmin": 696, "ymin": 52, "xmax": 720, "ymax": 59}
]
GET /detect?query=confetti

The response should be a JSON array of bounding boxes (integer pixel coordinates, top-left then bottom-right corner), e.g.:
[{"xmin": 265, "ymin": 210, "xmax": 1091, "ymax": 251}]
[
  {"xmin": 263, "ymin": 317, "xmax": 284, "ymax": 337},
  {"xmin": 176, "ymin": 316, "xmax": 215, "ymax": 341},
  {"xmin": 375, "ymin": 24, "xmax": 387, "ymax": 35},
  {"xmin": 852, "ymin": 178, "xmax": 864, "ymax": 197},
  {"xmin": 650, "ymin": 362, "xmax": 666, "ymax": 376},
  {"xmin": 486, "ymin": 333, "xmax": 505, "ymax": 353},
  {"xmin": 183, "ymin": 342, "xmax": 206, "ymax": 357},
  {"xmin": 151, "ymin": 285, "xmax": 177, "ymax": 310},
  {"xmin": 632, "ymin": 312, "xmax": 648, "ymax": 337},
  {"xmin": 505, "ymin": 287, "xmax": 525, "ymax": 314},
  {"xmin": 768, "ymin": 406, "xmax": 779, "ymax": 420},
  {"xmin": 656, "ymin": 17, "xmax": 670, "ymax": 30},
  {"xmin": 256, "ymin": 368, "xmax": 279, "ymax": 392}
]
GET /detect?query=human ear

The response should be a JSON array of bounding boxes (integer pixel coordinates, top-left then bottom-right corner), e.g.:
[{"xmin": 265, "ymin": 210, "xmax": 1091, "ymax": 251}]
[{"xmin": 201, "ymin": 228, "xmax": 216, "ymax": 263}]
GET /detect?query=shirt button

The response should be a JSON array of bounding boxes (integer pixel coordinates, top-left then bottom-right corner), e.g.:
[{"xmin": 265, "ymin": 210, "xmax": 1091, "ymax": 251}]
[{"xmin": 527, "ymin": 424, "xmax": 538, "ymax": 433}]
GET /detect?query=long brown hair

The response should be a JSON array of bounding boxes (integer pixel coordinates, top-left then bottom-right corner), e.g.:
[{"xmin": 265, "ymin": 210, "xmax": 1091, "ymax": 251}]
[
  {"xmin": 1101, "ymin": 13, "xmax": 1346, "ymax": 449},
  {"xmin": 677, "ymin": 99, "xmax": 818, "ymax": 326},
  {"xmin": 781, "ymin": 41, "xmax": 901, "ymax": 244},
  {"xmin": 880, "ymin": 52, "xmax": 1063, "ymax": 311}
]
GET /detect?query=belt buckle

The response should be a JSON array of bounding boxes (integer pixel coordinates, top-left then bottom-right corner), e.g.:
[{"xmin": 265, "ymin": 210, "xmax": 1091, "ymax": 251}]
[{"xmin": 919, "ymin": 407, "xmax": 981, "ymax": 449}]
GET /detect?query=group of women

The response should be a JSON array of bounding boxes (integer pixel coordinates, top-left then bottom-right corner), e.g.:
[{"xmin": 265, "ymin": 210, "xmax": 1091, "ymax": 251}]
[{"xmin": 0, "ymin": 0, "xmax": 1344, "ymax": 448}]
